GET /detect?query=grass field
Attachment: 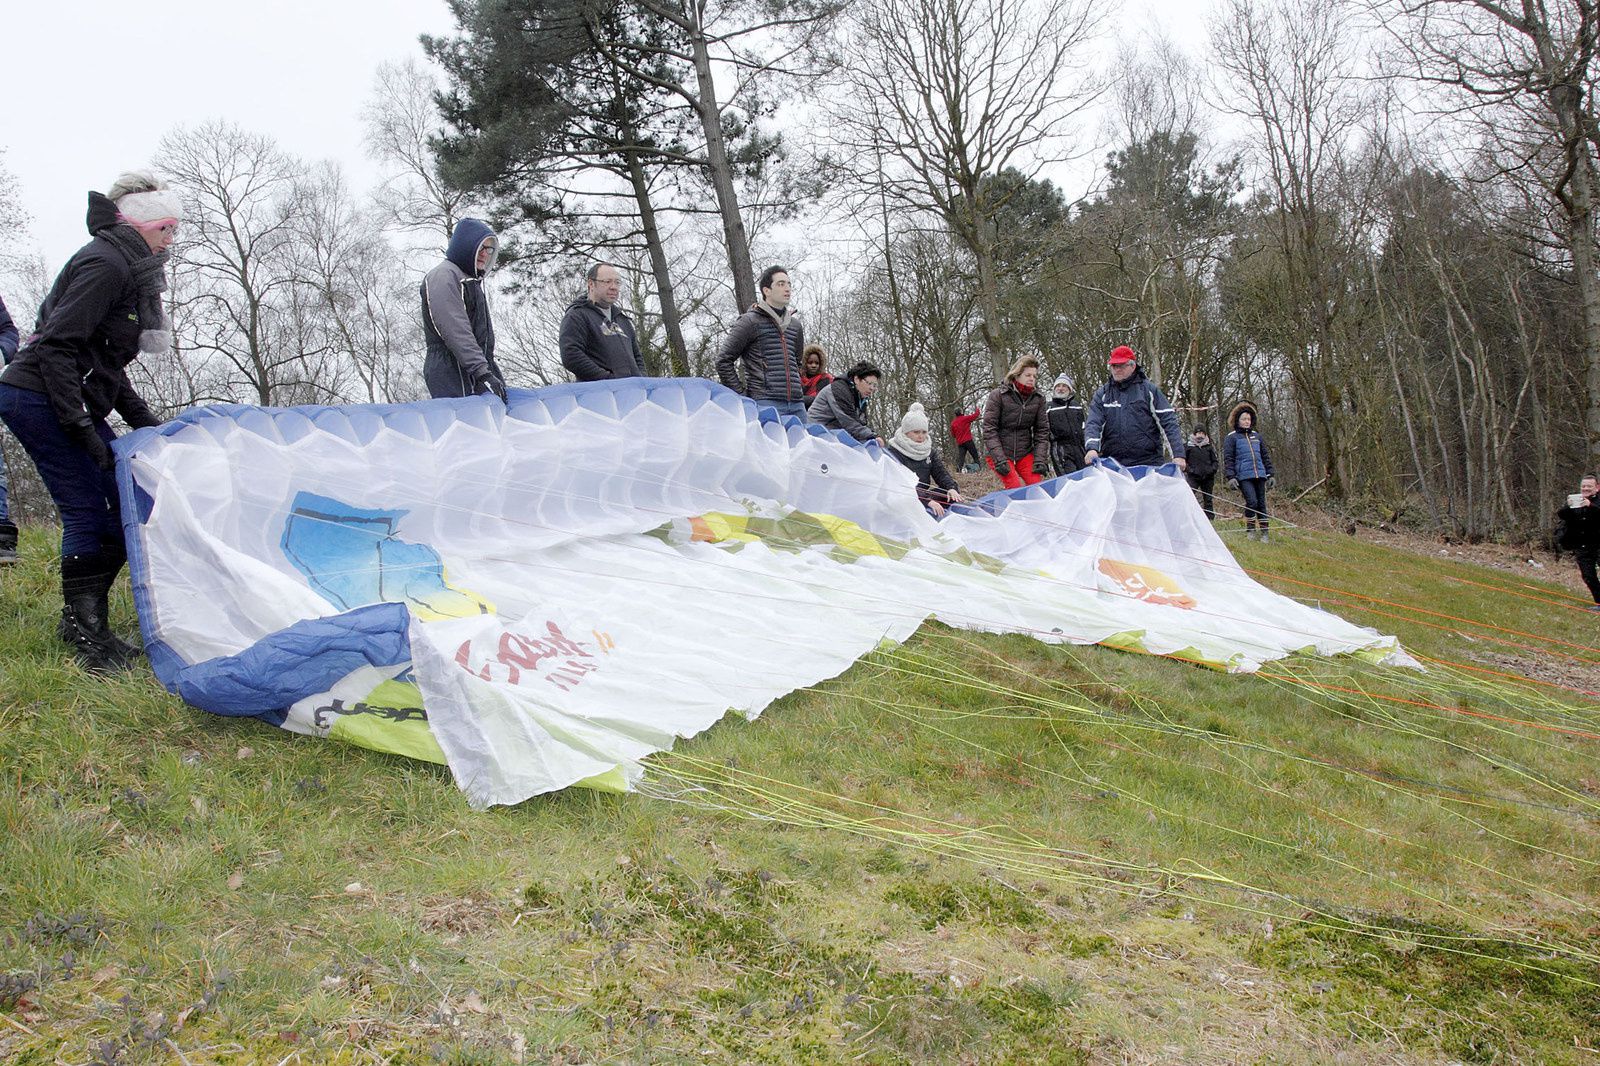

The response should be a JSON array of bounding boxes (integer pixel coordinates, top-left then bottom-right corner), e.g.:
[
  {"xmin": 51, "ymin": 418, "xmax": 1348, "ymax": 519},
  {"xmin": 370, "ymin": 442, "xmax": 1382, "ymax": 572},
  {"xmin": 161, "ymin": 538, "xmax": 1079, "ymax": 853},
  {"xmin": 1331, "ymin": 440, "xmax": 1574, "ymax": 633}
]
[{"xmin": 4, "ymin": 520, "xmax": 1600, "ymax": 1064}]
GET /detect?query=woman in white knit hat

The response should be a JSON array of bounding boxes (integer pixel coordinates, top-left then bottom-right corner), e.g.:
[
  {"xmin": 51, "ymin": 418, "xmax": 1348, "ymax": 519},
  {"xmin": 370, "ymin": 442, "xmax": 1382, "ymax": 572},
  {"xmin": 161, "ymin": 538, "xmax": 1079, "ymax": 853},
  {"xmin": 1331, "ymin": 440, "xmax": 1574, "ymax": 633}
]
[
  {"xmin": 0, "ymin": 171, "xmax": 181, "ymax": 673},
  {"xmin": 885, "ymin": 402, "xmax": 966, "ymax": 517}
]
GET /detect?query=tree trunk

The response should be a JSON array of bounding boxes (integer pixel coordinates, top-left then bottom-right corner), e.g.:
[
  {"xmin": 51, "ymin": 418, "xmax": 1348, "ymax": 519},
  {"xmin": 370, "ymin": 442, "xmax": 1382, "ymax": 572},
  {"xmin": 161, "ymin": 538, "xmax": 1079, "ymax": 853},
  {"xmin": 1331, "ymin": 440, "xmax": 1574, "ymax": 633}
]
[
  {"xmin": 622, "ymin": 146, "xmax": 690, "ymax": 376},
  {"xmin": 687, "ymin": 25, "xmax": 756, "ymax": 313}
]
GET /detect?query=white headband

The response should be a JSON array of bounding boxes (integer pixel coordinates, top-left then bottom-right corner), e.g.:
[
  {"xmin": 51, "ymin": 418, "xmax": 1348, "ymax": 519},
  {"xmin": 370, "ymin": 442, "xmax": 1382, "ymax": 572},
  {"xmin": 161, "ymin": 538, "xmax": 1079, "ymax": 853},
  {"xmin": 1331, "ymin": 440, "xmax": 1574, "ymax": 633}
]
[{"xmin": 116, "ymin": 189, "xmax": 184, "ymax": 227}]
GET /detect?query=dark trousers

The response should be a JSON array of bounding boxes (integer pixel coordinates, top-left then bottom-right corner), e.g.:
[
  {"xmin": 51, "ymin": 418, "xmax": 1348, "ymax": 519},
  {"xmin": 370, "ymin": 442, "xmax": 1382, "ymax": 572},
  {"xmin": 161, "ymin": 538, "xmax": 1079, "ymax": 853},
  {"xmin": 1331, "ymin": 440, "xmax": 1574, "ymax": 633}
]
[
  {"xmin": 1239, "ymin": 477, "xmax": 1269, "ymax": 528},
  {"xmin": 956, "ymin": 440, "xmax": 979, "ymax": 466},
  {"xmin": 0, "ymin": 383, "xmax": 122, "ymax": 557},
  {"xmin": 1188, "ymin": 475, "xmax": 1216, "ymax": 519},
  {"xmin": 1577, "ymin": 548, "xmax": 1600, "ymax": 605}
]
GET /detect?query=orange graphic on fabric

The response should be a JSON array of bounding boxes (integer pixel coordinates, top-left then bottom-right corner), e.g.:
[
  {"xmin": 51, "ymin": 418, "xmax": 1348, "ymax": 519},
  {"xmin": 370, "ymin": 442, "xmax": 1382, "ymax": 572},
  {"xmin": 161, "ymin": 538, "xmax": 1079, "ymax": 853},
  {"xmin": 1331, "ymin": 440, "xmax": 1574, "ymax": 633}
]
[{"xmin": 1097, "ymin": 558, "xmax": 1196, "ymax": 610}]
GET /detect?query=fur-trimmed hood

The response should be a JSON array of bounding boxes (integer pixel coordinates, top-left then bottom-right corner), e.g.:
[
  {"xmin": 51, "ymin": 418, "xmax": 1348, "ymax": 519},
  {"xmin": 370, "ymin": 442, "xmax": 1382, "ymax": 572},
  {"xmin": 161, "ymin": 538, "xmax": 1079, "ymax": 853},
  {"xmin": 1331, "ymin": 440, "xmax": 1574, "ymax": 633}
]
[{"xmin": 1228, "ymin": 401, "xmax": 1260, "ymax": 431}]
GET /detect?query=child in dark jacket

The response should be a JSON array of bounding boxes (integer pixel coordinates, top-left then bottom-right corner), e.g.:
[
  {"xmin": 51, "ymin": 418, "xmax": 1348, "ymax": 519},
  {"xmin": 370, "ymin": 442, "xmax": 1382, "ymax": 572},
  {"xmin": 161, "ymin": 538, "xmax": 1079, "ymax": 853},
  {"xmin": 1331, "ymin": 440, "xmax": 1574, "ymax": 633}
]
[
  {"xmin": 1223, "ymin": 401, "xmax": 1274, "ymax": 541},
  {"xmin": 1185, "ymin": 428, "xmax": 1218, "ymax": 519}
]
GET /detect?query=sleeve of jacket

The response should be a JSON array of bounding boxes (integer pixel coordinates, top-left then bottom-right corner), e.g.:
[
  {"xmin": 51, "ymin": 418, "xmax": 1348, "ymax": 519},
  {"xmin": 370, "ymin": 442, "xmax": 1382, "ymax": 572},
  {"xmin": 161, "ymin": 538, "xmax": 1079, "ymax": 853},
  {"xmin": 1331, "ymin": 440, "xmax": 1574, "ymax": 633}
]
[
  {"xmin": 112, "ymin": 368, "xmax": 161, "ymax": 429},
  {"xmin": 1149, "ymin": 382, "xmax": 1183, "ymax": 458},
  {"xmin": 30, "ymin": 255, "xmax": 119, "ymax": 451},
  {"xmin": 714, "ymin": 314, "xmax": 756, "ymax": 393},
  {"xmin": 980, "ymin": 391, "xmax": 1004, "ymax": 459},
  {"xmin": 929, "ymin": 449, "xmax": 958, "ymax": 492},
  {"xmin": 1030, "ymin": 397, "xmax": 1050, "ymax": 465},
  {"xmin": 0, "ymin": 294, "xmax": 17, "ymax": 363},
  {"xmin": 557, "ymin": 307, "xmax": 612, "ymax": 380},
  {"xmin": 1223, "ymin": 434, "xmax": 1237, "ymax": 482},
  {"xmin": 423, "ymin": 266, "xmax": 488, "ymax": 379},
  {"xmin": 1082, "ymin": 389, "xmax": 1104, "ymax": 452},
  {"xmin": 629, "ymin": 322, "xmax": 647, "ymax": 377},
  {"xmin": 833, "ymin": 393, "xmax": 877, "ymax": 442}
]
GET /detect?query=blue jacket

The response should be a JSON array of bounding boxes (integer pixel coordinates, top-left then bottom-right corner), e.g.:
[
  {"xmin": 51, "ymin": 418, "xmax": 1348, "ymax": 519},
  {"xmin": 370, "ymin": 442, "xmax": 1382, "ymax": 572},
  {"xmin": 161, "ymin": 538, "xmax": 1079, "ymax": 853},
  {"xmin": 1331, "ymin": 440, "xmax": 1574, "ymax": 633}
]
[
  {"xmin": 0, "ymin": 293, "xmax": 17, "ymax": 363},
  {"xmin": 1083, "ymin": 367, "xmax": 1183, "ymax": 466},
  {"xmin": 1223, "ymin": 429, "xmax": 1273, "ymax": 481}
]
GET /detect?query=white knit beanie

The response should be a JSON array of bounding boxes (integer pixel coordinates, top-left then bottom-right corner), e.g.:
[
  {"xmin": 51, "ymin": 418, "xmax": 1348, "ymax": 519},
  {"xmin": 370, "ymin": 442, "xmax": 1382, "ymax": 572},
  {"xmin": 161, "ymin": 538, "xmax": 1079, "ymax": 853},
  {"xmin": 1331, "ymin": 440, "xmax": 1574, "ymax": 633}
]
[
  {"xmin": 1053, "ymin": 372, "xmax": 1072, "ymax": 391},
  {"xmin": 109, "ymin": 171, "xmax": 183, "ymax": 227},
  {"xmin": 899, "ymin": 402, "xmax": 930, "ymax": 434}
]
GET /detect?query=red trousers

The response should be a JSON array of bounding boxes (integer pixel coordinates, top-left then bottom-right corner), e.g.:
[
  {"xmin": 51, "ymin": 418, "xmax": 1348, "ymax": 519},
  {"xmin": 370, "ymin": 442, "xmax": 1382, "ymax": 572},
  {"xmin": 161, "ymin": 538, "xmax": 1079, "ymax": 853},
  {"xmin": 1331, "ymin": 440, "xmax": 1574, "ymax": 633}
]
[{"xmin": 988, "ymin": 453, "xmax": 1042, "ymax": 489}]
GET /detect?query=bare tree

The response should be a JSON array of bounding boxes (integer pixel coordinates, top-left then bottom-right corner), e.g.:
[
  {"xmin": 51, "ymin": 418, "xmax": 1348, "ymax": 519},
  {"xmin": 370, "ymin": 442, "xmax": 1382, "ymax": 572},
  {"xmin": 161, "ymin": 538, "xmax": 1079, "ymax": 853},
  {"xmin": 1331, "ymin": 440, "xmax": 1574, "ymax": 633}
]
[
  {"xmin": 828, "ymin": 0, "xmax": 1104, "ymax": 376},
  {"xmin": 1375, "ymin": 0, "xmax": 1600, "ymax": 463},
  {"xmin": 363, "ymin": 58, "xmax": 472, "ymax": 244}
]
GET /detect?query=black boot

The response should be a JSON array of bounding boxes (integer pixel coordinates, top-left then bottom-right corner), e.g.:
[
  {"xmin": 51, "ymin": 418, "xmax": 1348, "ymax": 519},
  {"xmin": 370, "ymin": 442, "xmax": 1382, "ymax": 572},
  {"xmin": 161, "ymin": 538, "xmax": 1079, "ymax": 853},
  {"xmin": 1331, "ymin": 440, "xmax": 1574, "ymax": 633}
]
[
  {"xmin": 0, "ymin": 520, "xmax": 16, "ymax": 565},
  {"xmin": 60, "ymin": 554, "xmax": 133, "ymax": 675},
  {"xmin": 94, "ymin": 545, "xmax": 142, "ymax": 663}
]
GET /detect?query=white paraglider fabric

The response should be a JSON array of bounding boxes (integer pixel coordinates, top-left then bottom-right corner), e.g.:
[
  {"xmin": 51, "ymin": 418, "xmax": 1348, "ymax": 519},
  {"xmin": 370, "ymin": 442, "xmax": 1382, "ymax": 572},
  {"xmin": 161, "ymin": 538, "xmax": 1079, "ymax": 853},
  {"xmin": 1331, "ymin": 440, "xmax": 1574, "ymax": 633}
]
[{"xmin": 117, "ymin": 380, "xmax": 1410, "ymax": 808}]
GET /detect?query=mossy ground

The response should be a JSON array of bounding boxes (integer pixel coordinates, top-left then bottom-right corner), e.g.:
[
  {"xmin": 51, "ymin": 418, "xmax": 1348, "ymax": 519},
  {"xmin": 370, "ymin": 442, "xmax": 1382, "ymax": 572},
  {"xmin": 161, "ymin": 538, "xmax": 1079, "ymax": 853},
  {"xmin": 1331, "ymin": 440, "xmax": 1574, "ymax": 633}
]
[{"xmin": 3, "ymin": 521, "xmax": 1600, "ymax": 1063}]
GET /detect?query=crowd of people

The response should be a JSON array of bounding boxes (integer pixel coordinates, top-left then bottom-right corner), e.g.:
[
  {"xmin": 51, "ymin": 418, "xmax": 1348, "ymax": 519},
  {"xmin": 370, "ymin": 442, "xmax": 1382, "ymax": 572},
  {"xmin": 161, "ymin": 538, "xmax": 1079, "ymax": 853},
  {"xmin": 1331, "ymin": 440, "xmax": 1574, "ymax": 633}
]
[{"xmin": 0, "ymin": 179, "xmax": 1302, "ymax": 674}]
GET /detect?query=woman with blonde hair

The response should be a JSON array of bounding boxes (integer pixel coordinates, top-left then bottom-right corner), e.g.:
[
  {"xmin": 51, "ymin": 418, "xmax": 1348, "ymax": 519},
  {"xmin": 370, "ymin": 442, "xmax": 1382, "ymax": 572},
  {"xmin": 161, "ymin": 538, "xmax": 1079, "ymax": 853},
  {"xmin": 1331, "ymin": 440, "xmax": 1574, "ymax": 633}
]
[{"xmin": 980, "ymin": 354, "xmax": 1049, "ymax": 489}]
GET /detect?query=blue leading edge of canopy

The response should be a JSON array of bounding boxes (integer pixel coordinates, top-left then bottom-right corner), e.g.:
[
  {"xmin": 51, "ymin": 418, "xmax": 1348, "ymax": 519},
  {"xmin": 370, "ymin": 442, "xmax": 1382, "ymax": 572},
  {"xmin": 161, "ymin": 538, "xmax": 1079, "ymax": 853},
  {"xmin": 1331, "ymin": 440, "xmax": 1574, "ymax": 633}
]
[{"xmin": 111, "ymin": 378, "xmax": 1180, "ymax": 720}]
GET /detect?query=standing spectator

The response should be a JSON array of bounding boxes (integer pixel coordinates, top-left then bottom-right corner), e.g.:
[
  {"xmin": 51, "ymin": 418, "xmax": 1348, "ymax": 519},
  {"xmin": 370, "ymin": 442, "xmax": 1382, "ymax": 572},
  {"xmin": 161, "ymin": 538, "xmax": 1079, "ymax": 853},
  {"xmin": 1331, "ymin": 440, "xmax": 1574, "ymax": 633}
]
[
  {"xmin": 1082, "ymin": 345, "xmax": 1186, "ymax": 470},
  {"xmin": 886, "ymin": 403, "xmax": 966, "ymax": 516},
  {"xmin": 981, "ymin": 354, "xmax": 1049, "ymax": 489},
  {"xmin": 0, "ymin": 293, "xmax": 18, "ymax": 564},
  {"xmin": 0, "ymin": 172, "xmax": 178, "ymax": 672},
  {"xmin": 1185, "ymin": 428, "xmax": 1218, "ymax": 520},
  {"xmin": 716, "ymin": 265, "xmax": 807, "ymax": 421},
  {"xmin": 1556, "ymin": 474, "xmax": 1600, "ymax": 611},
  {"xmin": 422, "ymin": 218, "xmax": 505, "ymax": 400},
  {"xmin": 559, "ymin": 262, "xmax": 647, "ymax": 382},
  {"xmin": 800, "ymin": 343, "xmax": 832, "ymax": 402},
  {"xmin": 950, "ymin": 405, "xmax": 982, "ymax": 472},
  {"xmin": 1045, "ymin": 373, "xmax": 1086, "ymax": 477},
  {"xmin": 1224, "ymin": 401, "xmax": 1275, "ymax": 541},
  {"xmin": 808, "ymin": 361, "xmax": 883, "ymax": 444}
]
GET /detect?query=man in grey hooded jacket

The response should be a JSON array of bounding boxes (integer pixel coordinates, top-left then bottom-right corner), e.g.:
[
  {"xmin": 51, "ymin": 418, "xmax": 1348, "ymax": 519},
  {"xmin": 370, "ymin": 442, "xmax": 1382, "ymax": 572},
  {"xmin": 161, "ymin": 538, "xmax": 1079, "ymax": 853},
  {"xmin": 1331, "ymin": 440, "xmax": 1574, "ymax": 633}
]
[{"xmin": 422, "ymin": 218, "xmax": 506, "ymax": 399}]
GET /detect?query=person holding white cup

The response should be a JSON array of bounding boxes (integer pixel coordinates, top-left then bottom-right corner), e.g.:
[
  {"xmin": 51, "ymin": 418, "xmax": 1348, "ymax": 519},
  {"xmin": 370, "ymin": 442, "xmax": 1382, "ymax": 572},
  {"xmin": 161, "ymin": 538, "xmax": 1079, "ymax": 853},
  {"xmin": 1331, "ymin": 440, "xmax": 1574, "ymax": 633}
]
[{"xmin": 1556, "ymin": 474, "xmax": 1600, "ymax": 610}]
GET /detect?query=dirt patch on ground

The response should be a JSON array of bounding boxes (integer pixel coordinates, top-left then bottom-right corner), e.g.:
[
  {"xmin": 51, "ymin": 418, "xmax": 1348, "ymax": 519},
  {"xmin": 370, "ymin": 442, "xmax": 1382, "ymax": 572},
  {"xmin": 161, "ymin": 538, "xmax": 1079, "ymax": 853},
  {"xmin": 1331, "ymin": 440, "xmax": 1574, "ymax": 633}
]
[{"xmin": 1465, "ymin": 651, "xmax": 1600, "ymax": 696}]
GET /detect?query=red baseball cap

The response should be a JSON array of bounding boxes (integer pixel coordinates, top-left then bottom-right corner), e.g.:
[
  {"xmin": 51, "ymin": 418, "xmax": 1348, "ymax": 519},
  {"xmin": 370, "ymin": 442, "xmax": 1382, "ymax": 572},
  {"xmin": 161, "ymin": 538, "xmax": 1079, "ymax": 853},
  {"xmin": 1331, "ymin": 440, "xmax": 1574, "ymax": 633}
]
[{"xmin": 1108, "ymin": 345, "xmax": 1137, "ymax": 365}]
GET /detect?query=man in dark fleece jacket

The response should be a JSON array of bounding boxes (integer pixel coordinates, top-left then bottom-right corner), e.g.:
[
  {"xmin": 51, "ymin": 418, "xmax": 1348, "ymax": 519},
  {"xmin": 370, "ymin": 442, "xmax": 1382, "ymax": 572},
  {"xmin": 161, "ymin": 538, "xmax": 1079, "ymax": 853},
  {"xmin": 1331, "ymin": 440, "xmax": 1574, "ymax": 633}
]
[
  {"xmin": 1558, "ymin": 473, "xmax": 1600, "ymax": 610},
  {"xmin": 559, "ymin": 262, "xmax": 647, "ymax": 381},
  {"xmin": 422, "ymin": 218, "xmax": 505, "ymax": 399},
  {"xmin": 716, "ymin": 265, "xmax": 807, "ymax": 420}
]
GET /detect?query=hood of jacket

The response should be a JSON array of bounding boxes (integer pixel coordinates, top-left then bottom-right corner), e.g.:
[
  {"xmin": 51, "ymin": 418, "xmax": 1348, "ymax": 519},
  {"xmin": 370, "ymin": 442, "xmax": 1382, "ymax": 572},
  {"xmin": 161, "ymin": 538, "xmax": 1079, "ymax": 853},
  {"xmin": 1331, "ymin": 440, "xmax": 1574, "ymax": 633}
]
[
  {"xmin": 1229, "ymin": 400, "xmax": 1259, "ymax": 431},
  {"xmin": 85, "ymin": 191, "xmax": 122, "ymax": 236},
  {"xmin": 1107, "ymin": 366, "xmax": 1149, "ymax": 392},
  {"xmin": 446, "ymin": 218, "xmax": 496, "ymax": 277},
  {"xmin": 565, "ymin": 294, "xmax": 631, "ymax": 319}
]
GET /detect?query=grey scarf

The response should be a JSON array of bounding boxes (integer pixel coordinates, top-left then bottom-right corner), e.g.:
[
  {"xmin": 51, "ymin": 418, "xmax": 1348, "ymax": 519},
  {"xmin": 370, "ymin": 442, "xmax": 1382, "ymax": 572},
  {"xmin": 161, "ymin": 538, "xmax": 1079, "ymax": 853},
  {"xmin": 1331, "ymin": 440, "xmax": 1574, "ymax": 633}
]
[{"xmin": 100, "ymin": 224, "xmax": 172, "ymax": 356}]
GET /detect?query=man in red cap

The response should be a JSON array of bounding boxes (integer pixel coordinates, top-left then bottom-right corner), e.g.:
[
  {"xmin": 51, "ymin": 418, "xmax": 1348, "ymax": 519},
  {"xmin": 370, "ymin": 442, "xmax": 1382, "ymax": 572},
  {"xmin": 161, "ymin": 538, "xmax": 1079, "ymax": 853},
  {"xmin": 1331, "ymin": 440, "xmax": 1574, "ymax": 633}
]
[{"xmin": 1082, "ymin": 345, "xmax": 1186, "ymax": 470}]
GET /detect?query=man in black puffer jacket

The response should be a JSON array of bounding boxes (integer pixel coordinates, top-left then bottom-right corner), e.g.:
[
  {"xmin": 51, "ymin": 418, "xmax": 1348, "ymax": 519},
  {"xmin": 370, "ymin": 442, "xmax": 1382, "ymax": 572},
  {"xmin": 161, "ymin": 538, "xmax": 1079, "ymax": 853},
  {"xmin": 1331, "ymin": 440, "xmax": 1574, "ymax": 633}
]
[
  {"xmin": 715, "ymin": 265, "xmax": 807, "ymax": 420},
  {"xmin": 1083, "ymin": 345, "xmax": 1185, "ymax": 470},
  {"xmin": 1557, "ymin": 473, "xmax": 1600, "ymax": 610},
  {"xmin": 1045, "ymin": 373, "xmax": 1086, "ymax": 477},
  {"xmin": 559, "ymin": 262, "xmax": 647, "ymax": 381}
]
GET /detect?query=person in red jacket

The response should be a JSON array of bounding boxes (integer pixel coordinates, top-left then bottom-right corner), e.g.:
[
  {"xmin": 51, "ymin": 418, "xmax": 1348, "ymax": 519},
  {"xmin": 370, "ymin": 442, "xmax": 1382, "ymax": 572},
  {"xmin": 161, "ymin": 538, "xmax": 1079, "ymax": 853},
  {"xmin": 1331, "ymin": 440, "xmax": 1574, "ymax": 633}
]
[{"xmin": 950, "ymin": 405, "xmax": 981, "ymax": 472}]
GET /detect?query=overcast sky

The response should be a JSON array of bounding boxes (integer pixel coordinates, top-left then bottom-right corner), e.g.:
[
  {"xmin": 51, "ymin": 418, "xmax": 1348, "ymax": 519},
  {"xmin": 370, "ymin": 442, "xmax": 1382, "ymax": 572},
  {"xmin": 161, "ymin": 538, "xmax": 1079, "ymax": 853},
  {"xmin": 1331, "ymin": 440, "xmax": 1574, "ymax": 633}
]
[{"xmin": 3, "ymin": 0, "xmax": 1217, "ymax": 276}]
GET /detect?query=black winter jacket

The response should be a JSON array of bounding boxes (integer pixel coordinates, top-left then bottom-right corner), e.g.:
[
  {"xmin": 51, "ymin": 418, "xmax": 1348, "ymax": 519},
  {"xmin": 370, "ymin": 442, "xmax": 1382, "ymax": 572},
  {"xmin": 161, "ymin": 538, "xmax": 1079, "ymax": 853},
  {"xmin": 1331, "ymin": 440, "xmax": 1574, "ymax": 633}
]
[
  {"xmin": 1557, "ymin": 502, "xmax": 1600, "ymax": 552},
  {"xmin": 1185, "ymin": 440, "xmax": 1217, "ymax": 482},
  {"xmin": 887, "ymin": 443, "xmax": 958, "ymax": 505},
  {"xmin": 715, "ymin": 302, "xmax": 804, "ymax": 402},
  {"xmin": 0, "ymin": 192, "xmax": 161, "ymax": 460},
  {"xmin": 1046, "ymin": 396, "xmax": 1086, "ymax": 474},
  {"xmin": 982, "ymin": 382, "xmax": 1048, "ymax": 468},
  {"xmin": 559, "ymin": 297, "xmax": 646, "ymax": 381},
  {"xmin": 1083, "ymin": 368, "xmax": 1183, "ymax": 466},
  {"xmin": 421, "ymin": 218, "xmax": 501, "ymax": 399}
]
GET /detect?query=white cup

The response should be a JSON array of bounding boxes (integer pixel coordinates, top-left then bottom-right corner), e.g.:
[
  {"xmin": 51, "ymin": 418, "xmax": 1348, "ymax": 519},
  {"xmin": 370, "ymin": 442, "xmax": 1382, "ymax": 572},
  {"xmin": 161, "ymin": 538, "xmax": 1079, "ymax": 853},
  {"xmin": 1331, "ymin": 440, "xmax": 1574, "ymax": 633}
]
[{"xmin": 1570, "ymin": 494, "xmax": 1586, "ymax": 508}]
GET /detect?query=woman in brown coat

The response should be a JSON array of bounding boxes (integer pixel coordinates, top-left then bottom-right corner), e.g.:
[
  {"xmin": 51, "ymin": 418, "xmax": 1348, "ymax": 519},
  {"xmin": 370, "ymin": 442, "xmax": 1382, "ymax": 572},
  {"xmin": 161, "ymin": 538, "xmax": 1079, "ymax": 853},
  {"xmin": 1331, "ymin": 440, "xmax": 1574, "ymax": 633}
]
[{"xmin": 981, "ymin": 354, "xmax": 1049, "ymax": 489}]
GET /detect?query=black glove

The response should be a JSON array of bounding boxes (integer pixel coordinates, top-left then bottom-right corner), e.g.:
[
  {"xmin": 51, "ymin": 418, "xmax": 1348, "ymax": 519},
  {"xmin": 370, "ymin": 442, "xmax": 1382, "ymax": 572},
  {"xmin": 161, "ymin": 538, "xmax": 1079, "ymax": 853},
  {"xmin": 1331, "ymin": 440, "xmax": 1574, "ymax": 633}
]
[
  {"xmin": 1265, "ymin": 475, "xmax": 1275, "ymax": 490},
  {"xmin": 1227, "ymin": 477, "xmax": 1240, "ymax": 491},
  {"xmin": 993, "ymin": 460, "xmax": 1011, "ymax": 476},
  {"xmin": 85, "ymin": 434, "xmax": 116, "ymax": 472},
  {"xmin": 473, "ymin": 369, "xmax": 507, "ymax": 401}
]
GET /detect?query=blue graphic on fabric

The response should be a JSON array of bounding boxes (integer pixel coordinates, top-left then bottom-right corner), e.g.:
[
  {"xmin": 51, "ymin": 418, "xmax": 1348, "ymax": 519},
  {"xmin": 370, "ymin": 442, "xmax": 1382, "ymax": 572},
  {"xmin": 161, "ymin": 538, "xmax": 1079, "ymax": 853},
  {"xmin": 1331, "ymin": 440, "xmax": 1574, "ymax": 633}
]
[{"xmin": 280, "ymin": 492, "xmax": 492, "ymax": 620}]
